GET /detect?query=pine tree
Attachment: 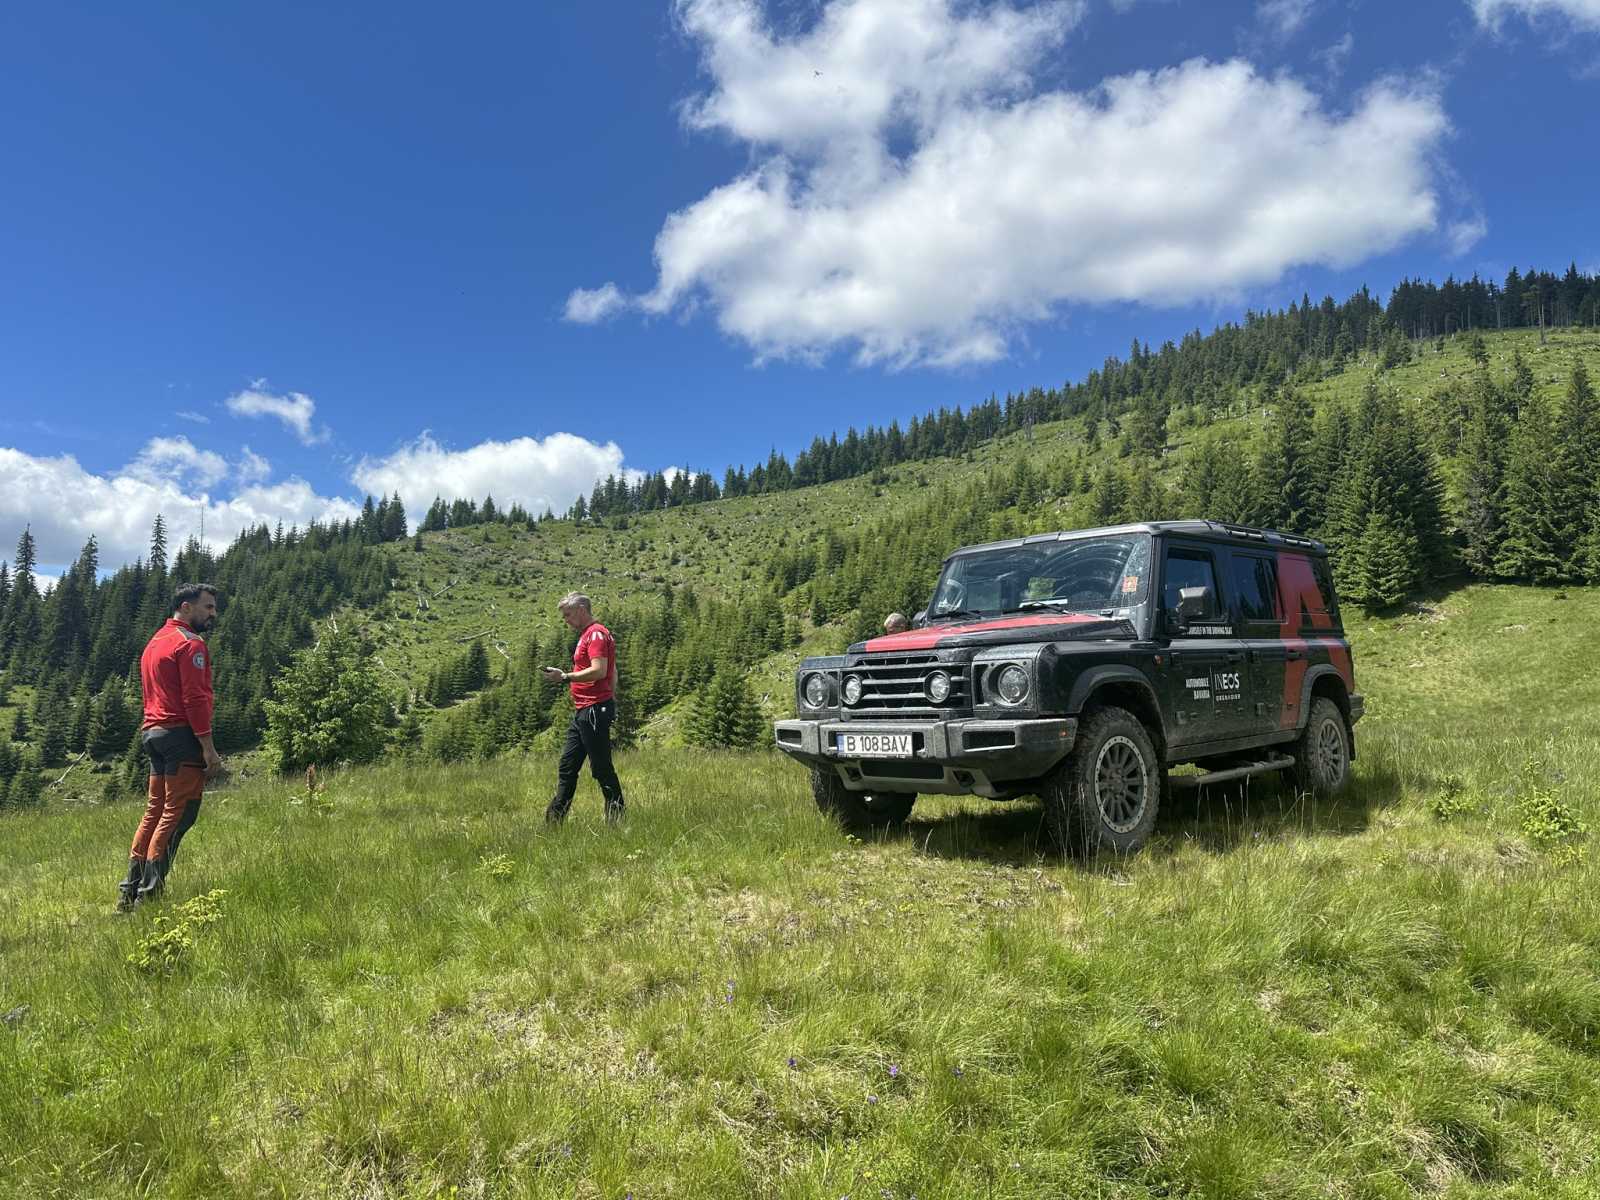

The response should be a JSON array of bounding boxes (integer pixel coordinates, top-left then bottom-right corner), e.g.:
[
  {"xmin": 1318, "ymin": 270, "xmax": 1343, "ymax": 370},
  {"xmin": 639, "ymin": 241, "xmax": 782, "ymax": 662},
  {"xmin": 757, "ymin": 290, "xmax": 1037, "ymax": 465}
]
[
  {"xmin": 263, "ymin": 626, "xmax": 394, "ymax": 773},
  {"xmin": 685, "ymin": 670, "xmax": 765, "ymax": 750},
  {"xmin": 1497, "ymin": 393, "xmax": 1569, "ymax": 581},
  {"xmin": 7, "ymin": 752, "xmax": 42, "ymax": 807},
  {"xmin": 149, "ymin": 515, "xmax": 168, "ymax": 575},
  {"xmin": 1255, "ymin": 386, "xmax": 1315, "ymax": 532},
  {"xmin": 1457, "ymin": 384, "xmax": 1508, "ymax": 577},
  {"xmin": 1352, "ymin": 511, "xmax": 1420, "ymax": 609}
]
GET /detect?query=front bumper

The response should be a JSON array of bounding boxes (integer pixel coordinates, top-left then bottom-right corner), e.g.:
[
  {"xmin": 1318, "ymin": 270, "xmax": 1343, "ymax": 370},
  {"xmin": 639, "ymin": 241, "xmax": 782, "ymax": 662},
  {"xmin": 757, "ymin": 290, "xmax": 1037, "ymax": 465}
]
[{"xmin": 773, "ymin": 716, "xmax": 1078, "ymax": 798}]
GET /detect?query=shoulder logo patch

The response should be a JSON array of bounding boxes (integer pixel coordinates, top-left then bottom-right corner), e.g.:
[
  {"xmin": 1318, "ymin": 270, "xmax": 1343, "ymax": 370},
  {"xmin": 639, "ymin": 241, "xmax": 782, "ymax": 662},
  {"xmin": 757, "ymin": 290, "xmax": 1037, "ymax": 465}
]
[{"xmin": 193, "ymin": 653, "xmax": 206, "ymax": 669}]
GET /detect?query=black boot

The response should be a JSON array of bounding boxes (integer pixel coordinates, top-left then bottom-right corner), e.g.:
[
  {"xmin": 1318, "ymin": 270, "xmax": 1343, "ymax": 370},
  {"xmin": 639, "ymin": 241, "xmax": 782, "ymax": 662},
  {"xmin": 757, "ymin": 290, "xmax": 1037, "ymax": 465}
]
[
  {"xmin": 134, "ymin": 856, "xmax": 168, "ymax": 904},
  {"xmin": 116, "ymin": 858, "xmax": 143, "ymax": 912}
]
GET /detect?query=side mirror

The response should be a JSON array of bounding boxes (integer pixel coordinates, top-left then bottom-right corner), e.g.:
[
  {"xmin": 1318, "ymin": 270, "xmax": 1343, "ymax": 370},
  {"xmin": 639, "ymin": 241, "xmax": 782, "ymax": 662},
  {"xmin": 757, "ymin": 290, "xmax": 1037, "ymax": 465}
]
[
  {"xmin": 911, "ymin": 609, "xmax": 928, "ymax": 629},
  {"xmin": 1175, "ymin": 585, "xmax": 1211, "ymax": 625}
]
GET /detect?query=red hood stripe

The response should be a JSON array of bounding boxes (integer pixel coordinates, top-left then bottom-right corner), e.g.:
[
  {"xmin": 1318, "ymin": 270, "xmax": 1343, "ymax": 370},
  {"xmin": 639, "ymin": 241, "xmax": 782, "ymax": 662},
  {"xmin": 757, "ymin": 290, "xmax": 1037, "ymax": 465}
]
[{"xmin": 863, "ymin": 613, "xmax": 1102, "ymax": 651}]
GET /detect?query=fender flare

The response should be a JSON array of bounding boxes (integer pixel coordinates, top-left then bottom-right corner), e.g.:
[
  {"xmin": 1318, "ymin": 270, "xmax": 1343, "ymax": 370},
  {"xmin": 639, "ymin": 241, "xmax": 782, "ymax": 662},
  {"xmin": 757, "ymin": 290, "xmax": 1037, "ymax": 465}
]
[
  {"xmin": 1297, "ymin": 664, "xmax": 1349, "ymax": 730},
  {"xmin": 1066, "ymin": 666, "xmax": 1167, "ymax": 742}
]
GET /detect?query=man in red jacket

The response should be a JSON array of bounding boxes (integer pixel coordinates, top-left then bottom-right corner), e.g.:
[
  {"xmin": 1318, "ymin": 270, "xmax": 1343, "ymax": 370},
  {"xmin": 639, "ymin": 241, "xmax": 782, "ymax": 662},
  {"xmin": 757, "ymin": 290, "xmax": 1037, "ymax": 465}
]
[
  {"xmin": 116, "ymin": 583, "xmax": 226, "ymax": 910},
  {"xmin": 541, "ymin": 591, "xmax": 625, "ymax": 825}
]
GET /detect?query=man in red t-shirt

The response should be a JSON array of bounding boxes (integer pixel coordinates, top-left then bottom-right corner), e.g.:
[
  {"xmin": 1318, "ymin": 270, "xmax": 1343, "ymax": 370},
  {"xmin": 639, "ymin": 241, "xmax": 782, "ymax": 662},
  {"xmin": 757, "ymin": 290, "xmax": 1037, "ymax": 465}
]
[
  {"xmin": 116, "ymin": 583, "xmax": 227, "ymax": 909},
  {"xmin": 541, "ymin": 591, "xmax": 625, "ymax": 824}
]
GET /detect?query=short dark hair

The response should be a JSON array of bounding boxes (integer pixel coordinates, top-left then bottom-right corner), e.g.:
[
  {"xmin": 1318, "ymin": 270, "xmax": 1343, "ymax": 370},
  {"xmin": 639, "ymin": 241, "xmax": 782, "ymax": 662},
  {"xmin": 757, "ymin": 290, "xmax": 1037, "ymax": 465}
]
[{"xmin": 172, "ymin": 583, "xmax": 219, "ymax": 613}]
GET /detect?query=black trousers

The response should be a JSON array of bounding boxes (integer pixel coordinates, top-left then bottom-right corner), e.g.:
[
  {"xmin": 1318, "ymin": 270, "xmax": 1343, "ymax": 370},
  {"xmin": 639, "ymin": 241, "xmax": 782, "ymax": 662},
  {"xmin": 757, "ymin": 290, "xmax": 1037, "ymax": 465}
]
[{"xmin": 547, "ymin": 700, "xmax": 624, "ymax": 821}]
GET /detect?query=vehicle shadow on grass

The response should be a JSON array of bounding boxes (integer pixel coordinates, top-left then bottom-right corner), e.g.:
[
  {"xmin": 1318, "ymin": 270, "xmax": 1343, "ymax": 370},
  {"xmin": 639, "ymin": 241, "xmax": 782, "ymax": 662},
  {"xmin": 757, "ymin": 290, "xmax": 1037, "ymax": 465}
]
[{"xmin": 892, "ymin": 760, "xmax": 1406, "ymax": 867}]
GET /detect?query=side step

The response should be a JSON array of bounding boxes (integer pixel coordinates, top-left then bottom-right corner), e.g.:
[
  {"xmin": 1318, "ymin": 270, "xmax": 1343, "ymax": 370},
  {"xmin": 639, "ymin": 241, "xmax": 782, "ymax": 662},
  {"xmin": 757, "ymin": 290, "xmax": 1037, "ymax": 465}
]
[{"xmin": 1169, "ymin": 755, "xmax": 1295, "ymax": 789}]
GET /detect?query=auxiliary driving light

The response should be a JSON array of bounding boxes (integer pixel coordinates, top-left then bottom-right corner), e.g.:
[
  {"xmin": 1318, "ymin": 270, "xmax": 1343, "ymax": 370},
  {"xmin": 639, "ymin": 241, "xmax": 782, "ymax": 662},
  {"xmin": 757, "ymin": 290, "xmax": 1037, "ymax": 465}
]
[
  {"xmin": 925, "ymin": 670, "xmax": 951, "ymax": 703},
  {"xmin": 842, "ymin": 675, "xmax": 863, "ymax": 705}
]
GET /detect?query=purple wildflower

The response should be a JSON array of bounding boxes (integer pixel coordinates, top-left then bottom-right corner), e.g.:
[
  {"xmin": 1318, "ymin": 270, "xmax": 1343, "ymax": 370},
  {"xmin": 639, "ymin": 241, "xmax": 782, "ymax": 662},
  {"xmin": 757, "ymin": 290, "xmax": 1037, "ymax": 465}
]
[
  {"xmin": 867, "ymin": 1094, "xmax": 878, "ymax": 1104},
  {"xmin": 953, "ymin": 1066, "xmax": 964, "ymax": 1077},
  {"xmin": 788, "ymin": 1056, "xmax": 797, "ymax": 1069},
  {"xmin": 888, "ymin": 1063, "xmax": 899, "ymax": 1078}
]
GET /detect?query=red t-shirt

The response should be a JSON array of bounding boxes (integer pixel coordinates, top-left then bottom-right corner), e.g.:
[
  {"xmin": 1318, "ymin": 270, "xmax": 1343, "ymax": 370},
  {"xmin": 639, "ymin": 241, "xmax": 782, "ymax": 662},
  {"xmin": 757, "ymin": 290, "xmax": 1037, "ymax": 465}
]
[
  {"xmin": 570, "ymin": 621, "xmax": 617, "ymax": 708},
  {"xmin": 140, "ymin": 618, "xmax": 215, "ymax": 736}
]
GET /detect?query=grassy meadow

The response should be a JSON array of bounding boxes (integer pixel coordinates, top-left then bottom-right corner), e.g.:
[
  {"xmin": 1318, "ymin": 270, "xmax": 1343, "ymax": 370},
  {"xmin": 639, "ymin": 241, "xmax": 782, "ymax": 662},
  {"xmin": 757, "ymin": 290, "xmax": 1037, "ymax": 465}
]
[{"xmin": 2, "ymin": 583, "xmax": 1598, "ymax": 1199}]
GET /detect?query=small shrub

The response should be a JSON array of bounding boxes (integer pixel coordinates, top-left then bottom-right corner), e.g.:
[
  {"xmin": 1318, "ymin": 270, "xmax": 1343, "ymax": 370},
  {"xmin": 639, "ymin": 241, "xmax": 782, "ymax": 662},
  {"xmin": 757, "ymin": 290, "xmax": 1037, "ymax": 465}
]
[
  {"xmin": 1429, "ymin": 774, "xmax": 1477, "ymax": 820},
  {"xmin": 127, "ymin": 890, "xmax": 229, "ymax": 976},
  {"xmin": 1514, "ymin": 759, "xmax": 1587, "ymax": 865},
  {"xmin": 477, "ymin": 853, "xmax": 514, "ymax": 881}
]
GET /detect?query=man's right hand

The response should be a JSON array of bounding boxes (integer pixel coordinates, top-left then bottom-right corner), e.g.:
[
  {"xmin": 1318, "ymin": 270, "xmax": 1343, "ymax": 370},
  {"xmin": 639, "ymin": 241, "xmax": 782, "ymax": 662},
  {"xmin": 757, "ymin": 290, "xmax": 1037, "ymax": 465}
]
[{"xmin": 204, "ymin": 749, "xmax": 225, "ymax": 780}]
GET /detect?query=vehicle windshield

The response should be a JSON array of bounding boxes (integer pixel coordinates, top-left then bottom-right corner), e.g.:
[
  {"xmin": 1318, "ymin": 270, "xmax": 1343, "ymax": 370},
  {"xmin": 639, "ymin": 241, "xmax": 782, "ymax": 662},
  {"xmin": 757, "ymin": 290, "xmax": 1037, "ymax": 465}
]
[{"xmin": 927, "ymin": 534, "xmax": 1152, "ymax": 621}]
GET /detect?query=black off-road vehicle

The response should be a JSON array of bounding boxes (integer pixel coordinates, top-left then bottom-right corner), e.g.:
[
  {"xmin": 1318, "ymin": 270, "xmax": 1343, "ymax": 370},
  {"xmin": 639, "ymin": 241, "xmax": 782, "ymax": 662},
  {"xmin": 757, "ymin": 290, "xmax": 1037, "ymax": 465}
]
[{"xmin": 775, "ymin": 521, "xmax": 1363, "ymax": 855}]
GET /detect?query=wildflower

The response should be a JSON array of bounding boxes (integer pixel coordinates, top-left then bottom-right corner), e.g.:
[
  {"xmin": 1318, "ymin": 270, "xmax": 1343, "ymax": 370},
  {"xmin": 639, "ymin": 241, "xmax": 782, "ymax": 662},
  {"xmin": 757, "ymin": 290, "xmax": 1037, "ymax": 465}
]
[
  {"xmin": 867, "ymin": 1094, "xmax": 878, "ymax": 1104},
  {"xmin": 788, "ymin": 1056, "xmax": 797, "ymax": 1069},
  {"xmin": 888, "ymin": 1063, "xmax": 899, "ymax": 1078},
  {"xmin": 952, "ymin": 1066, "xmax": 964, "ymax": 1077}
]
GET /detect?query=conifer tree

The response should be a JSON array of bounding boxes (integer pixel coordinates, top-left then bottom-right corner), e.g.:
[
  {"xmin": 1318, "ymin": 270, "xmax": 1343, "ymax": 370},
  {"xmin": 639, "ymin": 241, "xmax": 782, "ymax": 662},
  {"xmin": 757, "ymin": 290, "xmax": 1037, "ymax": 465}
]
[
  {"xmin": 1457, "ymin": 376, "xmax": 1509, "ymax": 577},
  {"xmin": 1255, "ymin": 386, "xmax": 1315, "ymax": 532},
  {"xmin": 263, "ymin": 626, "xmax": 394, "ymax": 773},
  {"xmin": 1497, "ymin": 392, "xmax": 1572, "ymax": 581},
  {"xmin": 685, "ymin": 669, "xmax": 765, "ymax": 750}
]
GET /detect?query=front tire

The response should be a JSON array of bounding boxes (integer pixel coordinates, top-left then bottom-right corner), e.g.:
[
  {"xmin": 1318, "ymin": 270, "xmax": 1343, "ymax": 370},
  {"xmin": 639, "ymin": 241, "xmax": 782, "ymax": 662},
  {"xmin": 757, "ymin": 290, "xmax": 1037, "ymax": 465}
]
[
  {"xmin": 810, "ymin": 767, "xmax": 915, "ymax": 831},
  {"xmin": 1044, "ymin": 706, "xmax": 1161, "ymax": 857},
  {"xmin": 1291, "ymin": 697, "xmax": 1351, "ymax": 798}
]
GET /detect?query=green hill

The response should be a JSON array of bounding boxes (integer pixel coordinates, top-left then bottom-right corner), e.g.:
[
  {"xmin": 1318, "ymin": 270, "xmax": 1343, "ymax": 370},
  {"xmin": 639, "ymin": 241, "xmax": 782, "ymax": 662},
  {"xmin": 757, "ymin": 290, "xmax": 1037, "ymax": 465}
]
[{"xmin": 1, "ymin": 581, "xmax": 1595, "ymax": 1198}]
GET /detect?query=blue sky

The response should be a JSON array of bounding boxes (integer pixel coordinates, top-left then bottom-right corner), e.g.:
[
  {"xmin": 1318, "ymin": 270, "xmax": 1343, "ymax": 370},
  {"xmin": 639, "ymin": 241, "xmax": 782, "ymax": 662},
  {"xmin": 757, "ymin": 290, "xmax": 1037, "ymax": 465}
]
[{"xmin": 3, "ymin": 0, "xmax": 1598, "ymax": 574}]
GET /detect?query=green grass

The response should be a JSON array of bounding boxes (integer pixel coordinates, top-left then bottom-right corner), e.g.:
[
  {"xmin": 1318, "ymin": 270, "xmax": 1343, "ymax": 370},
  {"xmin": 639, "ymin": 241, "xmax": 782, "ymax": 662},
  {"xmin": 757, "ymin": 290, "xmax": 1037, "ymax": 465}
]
[{"xmin": 3, "ymin": 582, "xmax": 1598, "ymax": 1198}]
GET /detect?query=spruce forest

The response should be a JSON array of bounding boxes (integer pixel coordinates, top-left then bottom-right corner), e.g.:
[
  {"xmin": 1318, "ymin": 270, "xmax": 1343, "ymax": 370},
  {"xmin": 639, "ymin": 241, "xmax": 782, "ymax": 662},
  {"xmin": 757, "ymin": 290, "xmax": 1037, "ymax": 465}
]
[{"xmin": 1, "ymin": 265, "xmax": 1599, "ymax": 801}]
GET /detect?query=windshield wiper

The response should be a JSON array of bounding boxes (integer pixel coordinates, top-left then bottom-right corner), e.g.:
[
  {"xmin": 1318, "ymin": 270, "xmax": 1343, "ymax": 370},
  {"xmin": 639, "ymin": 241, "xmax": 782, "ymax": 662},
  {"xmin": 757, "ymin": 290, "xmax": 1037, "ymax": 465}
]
[
  {"xmin": 929, "ymin": 607, "xmax": 986, "ymax": 622},
  {"xmin": 1015, "ymin": 600, "xmax": 1118, "ymax": 617}
]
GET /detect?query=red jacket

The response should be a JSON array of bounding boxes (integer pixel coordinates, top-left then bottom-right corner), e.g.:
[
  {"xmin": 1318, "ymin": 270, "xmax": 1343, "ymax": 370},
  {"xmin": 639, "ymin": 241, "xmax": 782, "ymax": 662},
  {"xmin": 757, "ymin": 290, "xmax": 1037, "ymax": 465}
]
[{"xmin": 141, "ymin": 619, "xmax": 215, "ymax": 737}]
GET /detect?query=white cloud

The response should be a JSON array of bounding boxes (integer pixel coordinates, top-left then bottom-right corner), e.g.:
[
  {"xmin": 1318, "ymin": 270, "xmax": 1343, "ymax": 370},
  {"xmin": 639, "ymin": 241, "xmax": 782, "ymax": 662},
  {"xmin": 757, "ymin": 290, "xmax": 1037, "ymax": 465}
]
[
  {"xmin": 564, "ymin": 283, "xmax": 627, "ymax": 323},
  {"xmin": 579, "ymin": 0, "xmax": 1450, "ymax": 367},
  {"xmin": 1447, "ymin": 216, "xmax": 1489, "ymax": 254},
  {"xmin": 1313, "ymin": 32, "xmax": 1355, "ymax": 79},
  {"xmin": 351, "ymin": 432, "xmax": 638, "ymax": 525},
  {"xmin": 1471, "ymin": 0, "xmax": 1600, "ymax": 31},
  {"xmin": 127, "ymin": 436, "xmax": 229, "ymax": 490},
  {"xmin": 225, "ymin": 382, "xmax": 329, "ymax": 445},
  {"xmin": 175, "ymin": 410, "xmax": 211, "ymax": 425},
  {"xmin": 1257, "ymin": 0, "xmax": 1315, "ymax": 39},
  {"xmin": 0, "ymin": 445, "xmax": 361, "ymax": 569},
  {"xmin": 238, "ymin": 446, "xmax": 272, "ymax": 486}
]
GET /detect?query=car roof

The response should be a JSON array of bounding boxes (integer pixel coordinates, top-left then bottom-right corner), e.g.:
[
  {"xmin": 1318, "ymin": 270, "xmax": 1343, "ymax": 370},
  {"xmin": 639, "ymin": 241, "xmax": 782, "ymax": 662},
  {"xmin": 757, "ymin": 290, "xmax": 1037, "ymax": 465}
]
[{"xmin": 945, "ymin": 520, "xmax": 1328, "ymax": 561}]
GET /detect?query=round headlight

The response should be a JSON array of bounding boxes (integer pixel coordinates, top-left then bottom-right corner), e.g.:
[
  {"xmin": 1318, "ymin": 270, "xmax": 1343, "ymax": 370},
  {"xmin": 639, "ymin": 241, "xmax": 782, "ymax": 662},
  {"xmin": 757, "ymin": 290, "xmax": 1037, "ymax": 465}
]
[
  {"xmin": 925, "ymin": 670, "xmax": 951, "ymax": 703},
  {"xmin": 995, "ymin": 664, "xmax": 1029, "ymax": 706},
  {"xmin": 802, "ymin": 673, "xmax": 828, "ymax": 708},
  {"xmin": 842, "ymin": 675, "xmax": 863, "ymax": 705}
]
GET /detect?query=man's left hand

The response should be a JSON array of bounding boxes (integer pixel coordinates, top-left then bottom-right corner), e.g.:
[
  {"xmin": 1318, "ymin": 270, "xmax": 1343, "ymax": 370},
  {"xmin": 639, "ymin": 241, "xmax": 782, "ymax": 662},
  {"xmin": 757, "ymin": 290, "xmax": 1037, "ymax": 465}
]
[{"xmin": 542, "ymin": 667, "xmax": 565, "ymax": 683}]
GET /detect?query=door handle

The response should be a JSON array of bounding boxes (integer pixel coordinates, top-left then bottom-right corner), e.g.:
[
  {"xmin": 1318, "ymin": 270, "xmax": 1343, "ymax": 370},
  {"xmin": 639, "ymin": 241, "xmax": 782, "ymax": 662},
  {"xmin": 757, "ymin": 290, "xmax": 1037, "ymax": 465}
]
[
  {"xmin": 1224, "ymin": 651, "xmax": 1244, "ymax": 663},
  {"xmin": 1286, "ymin": 648, "xmax": 1306, "ymax": 661}
]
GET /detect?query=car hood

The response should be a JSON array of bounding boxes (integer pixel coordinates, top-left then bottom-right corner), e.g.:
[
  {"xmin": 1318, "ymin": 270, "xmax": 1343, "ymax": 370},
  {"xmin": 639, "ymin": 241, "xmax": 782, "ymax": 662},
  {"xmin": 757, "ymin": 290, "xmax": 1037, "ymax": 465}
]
[{"xmin": 852, "ymin": 612, "xmax": 1135, "ymax": 654}]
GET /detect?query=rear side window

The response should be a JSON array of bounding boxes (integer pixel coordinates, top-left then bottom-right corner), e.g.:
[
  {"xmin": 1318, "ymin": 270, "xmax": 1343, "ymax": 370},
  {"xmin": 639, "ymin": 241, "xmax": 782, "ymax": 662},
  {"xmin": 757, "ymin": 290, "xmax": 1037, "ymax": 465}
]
[
  {"xmin": 1278, "ymin": 553, "xmax": 1341, "ymax": 631},
  {"xmin": 1163, "ymin": 548, "xmax": 1222, "ymax": 622},
  {"xmin": 1231, "ymin": 554, "xmax": 1282, "ymax": 624}
]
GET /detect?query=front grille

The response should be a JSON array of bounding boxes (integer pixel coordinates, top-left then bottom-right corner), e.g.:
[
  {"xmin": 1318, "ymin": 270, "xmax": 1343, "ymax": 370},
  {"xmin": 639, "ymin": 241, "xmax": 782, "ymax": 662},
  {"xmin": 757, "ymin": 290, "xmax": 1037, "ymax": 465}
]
[{"xmin": 843, "ymin": 652, "xmax": 971, "ymax": 718}]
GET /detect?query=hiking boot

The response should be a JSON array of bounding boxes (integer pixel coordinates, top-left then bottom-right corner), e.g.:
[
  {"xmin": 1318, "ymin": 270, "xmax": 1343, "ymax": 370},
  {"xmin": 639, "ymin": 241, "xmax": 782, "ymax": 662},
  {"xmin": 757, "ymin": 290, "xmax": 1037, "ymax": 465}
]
[
  {"xmin": 134, "ymin": 856, "xmax": 168, "ymax": 903},
  {"xmin": 116, "ymin": 858, "xmax": 143, "ymax": 912}
]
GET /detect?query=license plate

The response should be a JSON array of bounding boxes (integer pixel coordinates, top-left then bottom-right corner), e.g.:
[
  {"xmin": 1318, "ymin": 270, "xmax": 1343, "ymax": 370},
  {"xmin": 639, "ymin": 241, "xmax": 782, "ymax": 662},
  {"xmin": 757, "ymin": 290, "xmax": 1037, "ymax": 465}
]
[{"xmin": 836, "ymin": 732, "xmax": 913, "ymax": 758}]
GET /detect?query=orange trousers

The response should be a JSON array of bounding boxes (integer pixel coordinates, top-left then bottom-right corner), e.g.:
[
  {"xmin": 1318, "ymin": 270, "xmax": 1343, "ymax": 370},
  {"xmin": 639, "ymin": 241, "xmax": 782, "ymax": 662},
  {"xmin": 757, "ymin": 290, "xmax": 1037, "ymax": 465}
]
[{"xmin": 130, "ymin": 765, "xmax": 206, "ymax": 863}]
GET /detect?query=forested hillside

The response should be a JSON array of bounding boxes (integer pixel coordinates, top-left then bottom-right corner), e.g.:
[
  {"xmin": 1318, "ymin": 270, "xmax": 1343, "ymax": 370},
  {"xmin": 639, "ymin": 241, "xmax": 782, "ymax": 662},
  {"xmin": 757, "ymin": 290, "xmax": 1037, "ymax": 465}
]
[{"xmin": 3, "ymin": 266, "xmax": 1600, "ymax": 799}]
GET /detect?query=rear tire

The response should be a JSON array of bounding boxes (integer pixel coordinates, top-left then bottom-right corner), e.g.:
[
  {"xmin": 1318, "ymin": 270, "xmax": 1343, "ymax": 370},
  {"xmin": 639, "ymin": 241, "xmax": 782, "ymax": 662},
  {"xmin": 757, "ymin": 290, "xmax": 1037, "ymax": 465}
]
[
  {"xmin": 1044, "ymin": 706, "xmax": 1161, "ymax": 857},
  {"xmin": 810, "ymin": 767, "xmax": 915, "ymax": 831},
  {"xmin": 1291, "ymin": 697, "xmax": 1351, "ymax": 798}
]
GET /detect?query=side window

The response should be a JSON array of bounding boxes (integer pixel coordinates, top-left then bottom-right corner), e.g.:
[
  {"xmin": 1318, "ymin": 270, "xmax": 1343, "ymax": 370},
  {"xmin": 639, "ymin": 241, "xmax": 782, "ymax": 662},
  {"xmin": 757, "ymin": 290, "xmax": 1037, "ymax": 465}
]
[
  {"xmin": 1231, "ymin": 554, "xmax": 1282, "ymax": 625},
  {"xmin": 1162, "ymin": 548, "xmax": 1222, "ymax": 623}
]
